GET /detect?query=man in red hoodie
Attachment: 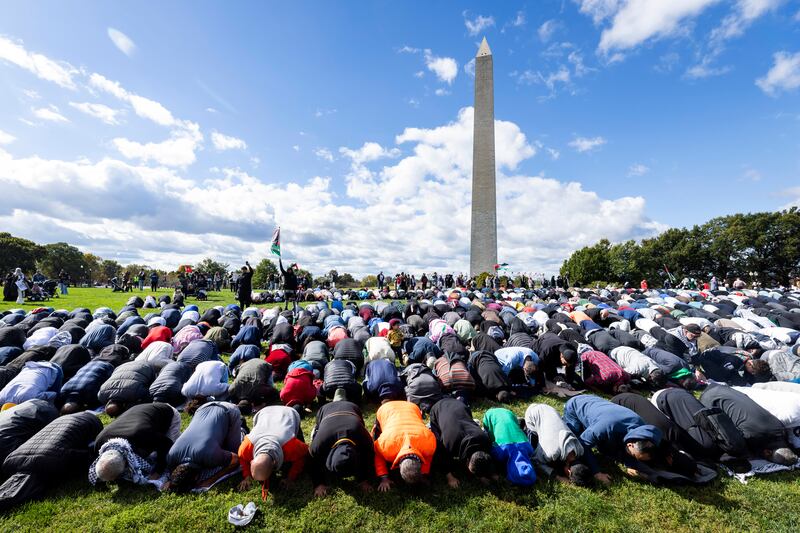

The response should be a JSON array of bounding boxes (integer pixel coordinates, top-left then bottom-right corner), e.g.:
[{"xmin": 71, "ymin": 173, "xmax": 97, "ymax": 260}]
[{"xmin": 280, "ymin": 361, "xmax": 317, "ymax": 413}]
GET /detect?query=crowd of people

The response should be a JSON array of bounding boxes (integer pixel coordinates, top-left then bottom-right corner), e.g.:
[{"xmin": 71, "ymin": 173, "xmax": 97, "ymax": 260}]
[{"xmin": 0, "ymin": 277, "xmax": 799, "ymax": 511}]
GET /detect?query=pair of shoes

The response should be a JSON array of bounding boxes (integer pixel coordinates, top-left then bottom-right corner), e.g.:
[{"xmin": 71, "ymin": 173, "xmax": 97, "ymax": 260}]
[{"xmin": 228, "ymin": 502, "xmax": 257, "ymax": 526}]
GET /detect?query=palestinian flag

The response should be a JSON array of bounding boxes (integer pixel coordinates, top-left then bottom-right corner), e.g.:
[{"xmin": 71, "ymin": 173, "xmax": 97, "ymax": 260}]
[
  {"xmin": 494, "ymin": 263, "xmax": 509, "ymax": 271},
  {"xmin": 271, "ymin": 227, "xmax": 281, "ymax": 257}
]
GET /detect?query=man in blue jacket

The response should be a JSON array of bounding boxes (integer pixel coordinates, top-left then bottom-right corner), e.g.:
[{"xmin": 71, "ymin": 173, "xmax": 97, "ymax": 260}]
[{"xmin": 562, "ymin": 395, "xmax": 662, "ymax": 479}]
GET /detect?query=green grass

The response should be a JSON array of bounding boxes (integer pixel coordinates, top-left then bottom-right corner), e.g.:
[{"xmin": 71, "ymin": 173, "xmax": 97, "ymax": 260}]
[{"xmin": 2, "ymin": 289, "xmax": 800, "ymax": 532}]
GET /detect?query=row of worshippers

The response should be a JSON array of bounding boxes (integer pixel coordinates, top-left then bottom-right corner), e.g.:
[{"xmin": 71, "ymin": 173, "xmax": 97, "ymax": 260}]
[{"xmin": 4, "ymin": 379, "xmax": 800, "ymax": 510}]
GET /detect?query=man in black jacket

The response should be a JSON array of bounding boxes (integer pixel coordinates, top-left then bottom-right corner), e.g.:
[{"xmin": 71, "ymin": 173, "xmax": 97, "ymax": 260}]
[
  {"xmin": 0, "ymin": 412, "xmax": 103, "ymax": 511},
  {"xmin": 309, "ymin": 401, "xmax": 374, "ymax": 497},
  {"xmin": 236, "ymin": 262, "xmax": 253, "ymax": 311},
  {"xmin": 429, "ymin": 397, "xmax": 493, "ymax": 487},
  {"xmin": 91, "ymin": 403, "xmax": 181, "ymax": 483},
  {"xmin": 700, "ymin": 385, "xmax": 797, "ymax": 465},
  {"xmin": 279, "ymin": 258, "xmax": 298, "ymax": 312}
]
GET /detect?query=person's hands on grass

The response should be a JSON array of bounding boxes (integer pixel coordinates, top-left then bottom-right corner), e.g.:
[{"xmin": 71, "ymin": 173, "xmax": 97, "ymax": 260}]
[
  {"xmin": 359, "ymin": 480, "xmax": 373, "ymax": 493},
  {"xmin": 594, "ymin": 472, "xmax": 612, "ymax": 485},
  {"xmin": 313, "ymin": 484, "xmax": 328, "ymax": 498},
  {"xmin": 238, "ymin": 477, "xmax": 252, "ymax": 492},
  {"xmin": 377, "ymin": 477, "xmax": 392, "ymax": 492},
  {"xmin": 446, "ymin": 473, "xmax": 460, "ymax": 489}
]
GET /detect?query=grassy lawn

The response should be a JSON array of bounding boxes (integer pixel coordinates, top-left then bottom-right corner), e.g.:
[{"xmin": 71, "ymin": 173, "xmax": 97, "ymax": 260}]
[{"xmin": 1, "ymin": 288, "xmax": 800, "ymax": 532}]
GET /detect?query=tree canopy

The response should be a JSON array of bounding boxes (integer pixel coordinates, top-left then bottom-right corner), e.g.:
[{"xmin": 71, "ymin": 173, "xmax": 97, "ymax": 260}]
[{"xmin": 560, "ymin": 208, "xmax": 800, "ymax": 286}]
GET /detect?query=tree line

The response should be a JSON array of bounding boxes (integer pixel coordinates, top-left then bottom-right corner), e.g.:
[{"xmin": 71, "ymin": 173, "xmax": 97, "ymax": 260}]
[{"xmin": 559, "ymin": 209, "xmax": 800, "ymax": 287}]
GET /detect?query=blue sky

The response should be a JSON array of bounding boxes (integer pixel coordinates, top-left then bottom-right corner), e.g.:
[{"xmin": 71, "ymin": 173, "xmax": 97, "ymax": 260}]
[{"xmin": 0, "ymin": 1, "xmax": 798, "ymax": 276}]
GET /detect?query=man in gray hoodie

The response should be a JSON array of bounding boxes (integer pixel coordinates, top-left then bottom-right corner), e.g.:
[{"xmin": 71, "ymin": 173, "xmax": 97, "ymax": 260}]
[{"xmin": 524, "ymin": 403, "xmax": 604, "ymax": 486}]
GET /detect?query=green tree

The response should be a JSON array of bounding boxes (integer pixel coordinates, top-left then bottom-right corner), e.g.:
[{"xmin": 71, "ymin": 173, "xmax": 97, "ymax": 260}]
[
  {"xmin": 252, "ymin": 259, "xmax": 278, "ymax": 289},
  {"xmin": 38, "ymin": 242, "xmax": 88, "ymax": 282},
  {"xmin": 360, "ymin": 274, "xmax": 378, "ymax": 287},
  {"xmin": 196, "ymin": 258, "xmax": 230, "ymax": 277},
  {"xmin": 0, "ymin": 232, "xmax": 44, "ymax": 275},
  {"xmin": 337, "ymin": 272, "xmax": 356, "ymax": 286},
  {"xmin": 101, "ymin": 259, "xmax": 122, "ymax": 281},
  {"xmin": 560, "ymin": 239, "xmax": 611, "ymax": 284},
  {"xmin": 327, "ymin": 270, "xmax": 339, "ymax": 284}
]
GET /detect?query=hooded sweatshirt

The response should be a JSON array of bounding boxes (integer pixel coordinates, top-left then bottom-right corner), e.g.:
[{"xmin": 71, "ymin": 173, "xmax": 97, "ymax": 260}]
[
  {"xmin": 482, "ymin": 408, "xmax": 536, "ymax": 486},
  {"xmin": 524, "ymin": 403, "xmax": 583, "ymax": 464}
]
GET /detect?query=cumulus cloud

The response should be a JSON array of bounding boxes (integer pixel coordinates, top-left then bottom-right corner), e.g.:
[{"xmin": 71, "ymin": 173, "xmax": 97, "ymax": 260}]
[
  {"xmin": 107, "ymin": 28, "xmax": 136, "ymax": 57},
  {"xmin": 574, "ymin": 0, "xmax": 719, "ymax": 55},
  {"xmin": 32, "ymin": 105, "xmax": 69, "ymax": 123},
  {"xmin": 113, "ymin": 122, "xmax": 202, "ymax": 168},
  {"xmin": 0, "ymin": 34, "xmax": 663, "ymax": 278},
  {"xmin": 424, "ymin": 50, "xmax": 458, "ymax": 84},
  {"xmin": 0, "ymin": 35, "xmax": 77, "ymax": 89},
  {"xmin": 756, "ymin": 50, "xmax": 800, "ymax": 96},
  {"xmin": 569, "ymin": 135, "xmax": 607, "ymax": 152},
  {"xmin": 339, "ymin": 142, "xmax": 400, "ymax": 165},
  {"xmin": 211, "ymin": 131, "xmax": 247, "ymax": 151},
  {"xmin": 69, "ymin": 102, "xmax": 122, "ymax": 125},
  {"xmin": 0, "ymin": 129, "xmax": 16, "ymax": 145},
  {"xmin": 463, "ymin": 12, "xmax": 495, "ymax": 36}
]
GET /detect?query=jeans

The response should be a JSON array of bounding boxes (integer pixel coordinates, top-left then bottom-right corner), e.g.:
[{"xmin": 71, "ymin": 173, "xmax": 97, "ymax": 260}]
[
  {"xmin": 59, "ymin": 283, "xmax": 68, "ymax": 295},
  {"xmin": 138, "ymin": 280, "xmax": 145, "ymax": 290}
]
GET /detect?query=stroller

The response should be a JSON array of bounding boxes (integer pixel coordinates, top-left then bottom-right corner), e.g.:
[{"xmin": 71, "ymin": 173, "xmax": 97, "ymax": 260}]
[{"xmin": 41, "ymin": 280, "xmax": 58, "ymax": 298}]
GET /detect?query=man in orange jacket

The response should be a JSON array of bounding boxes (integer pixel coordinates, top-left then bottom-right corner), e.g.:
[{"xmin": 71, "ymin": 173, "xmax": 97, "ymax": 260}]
[
  {"xmin": 238, "ymin": 405, "xmax": 308, "ymax": 499},
  {"xmin": 372, "ymin": 401, "xmax": 436, "ymax": 492}
]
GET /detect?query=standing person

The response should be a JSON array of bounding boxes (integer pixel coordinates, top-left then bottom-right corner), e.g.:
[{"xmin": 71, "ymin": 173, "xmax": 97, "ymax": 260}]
[
  {"xmin": 150, "ymin": 270, "xmax": 159, "ymax": 292},
  {"xmin": 237, "ymin": 262, "xmax": 253, "ymax": 311},
  {"xmin": 377, "ymin": 271, "xmax": 385, "ymax": 290},
  {"xmin": 279, "ymin": 258, "xmax": 298, "ymax": 311},
  {"xmin": 137, "ymin": 269, "xmax": 145, "ymax": 291},
  {"xmin": 58, "ymin": 269, "xmax": 70, "ymax": 295},
  {"xmin": 13, "ymin": 268, "xmax": 27, "ymax": 304}
]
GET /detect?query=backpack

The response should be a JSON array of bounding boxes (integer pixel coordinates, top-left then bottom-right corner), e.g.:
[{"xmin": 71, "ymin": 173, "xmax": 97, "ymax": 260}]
[{"xmin": 693, "ymin": 406, "xmax": 748, "ymax": 458}]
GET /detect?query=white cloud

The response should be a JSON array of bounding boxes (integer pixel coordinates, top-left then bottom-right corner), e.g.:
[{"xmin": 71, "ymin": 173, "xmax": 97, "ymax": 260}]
[
  {"xmin": 782, "ymin": 186, "xmax": 800, "ymax": 209},
  {"xmin": 434, "ymin": 88, "xmax": 451, "ymax": 96},
  {"xmin": 688, "ymin": 0, "xmax": 783, "ymax": 77},
  {"xmin": 398, "ymin": 45, "xmax": 420, "ymax": 54},
  {"xmin": 585, "ymin": 0, "xmax": 720, "ymax": 55},
  {"xmin": 756, "ymin": 51, "xmax": 800, "ymax": 96},
  {"xmin": 414, "ymin": 70, "xmax": 425, "ymax": 78},
  {"xmin": 292, "ymin": 145, "xmax": 300, "ymax": 152},
  {"xmin": 22, "ymin": 89, "xmax": 40, "ymax": 100},
  {"xmin": 206, "ymin": 107, "xmax": 218, "ymax": 114},
  {"xmin": 0, "ymin": 129, "xmax": 16, "ymax": 145},
  {"xmin": 424, "ymin": 50, "xmax": 458, "ymax": 84},
  {"xmin": 0, "ymin": 105, "xmax": 662, "ymax": 274},
  {"xmin": 464, "ymin": 58, "xmax": 476, "ymax": 77},
  {"xmin": 211, "ymin": 131, "xmax": 247, "ymax": 151},
  {"xmin": 32, "ymin": 105, "xmax": 69, "ymax": 123},
  {"xmin": 510, "ymin": 11, "xmax": 526, "ymax": 28},
  {"xmin": 69, "ymin": 102, "xmax": 122, "ymax": 125},
  {"xmin": 628, "ymin": 163, "xmax": 650, "ymax": 176},
  {"xmin": 538, "ymin": 20, "xmax": 559, "ymax": 42},
  {"xmin": 463, "ymin": 12, "xmax": 496, "ymax": 36},
  {"xmin": 742, "ymin": 168, "xmax": 762, "ymax": 182},
  {"xmin": 314, "ymin": 108, "xmax": 337, "ymax": 118},
  {"xmin": 339, "ymin": 142, "xmax": 400, "ymax": 165},
  {"xmin": 89, "ymin": 73, "xmax": 176, "ymax": 126},
  {"xmin": 113, "ymin": 122, "xmax": 202, "ymax": 168},
  {"xmin": 314, "ymin": 147, "xmax": 334, "ymax": 162},
  {"xmin": 0, "ymin": 36, "xmax": 77, "ymax": 89},
  {"xmin": 107, "ymin": 28, "xmax": 136, "ymax": 57},
  {"xmin": 546, "ymin": 148, "xmax": 561, "ymax": 160},
  {"xmin": 406, "ymin": 98, "xmax": 420, "ymax": 108},
  {"xmin": 569, "ymin": 135, "xmax": 607, "ymax": 152}
]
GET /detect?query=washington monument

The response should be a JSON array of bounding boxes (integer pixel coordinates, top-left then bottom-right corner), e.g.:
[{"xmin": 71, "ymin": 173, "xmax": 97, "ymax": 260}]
[{"xmin": 469, "ymin": 37, "xmax": 497, "ymax": 276}]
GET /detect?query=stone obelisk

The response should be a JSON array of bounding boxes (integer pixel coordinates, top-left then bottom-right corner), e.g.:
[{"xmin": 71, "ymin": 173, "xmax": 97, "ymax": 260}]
[{"xmin": 469, "ymin": 37, "xmax": 497, "ymax": 276}]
